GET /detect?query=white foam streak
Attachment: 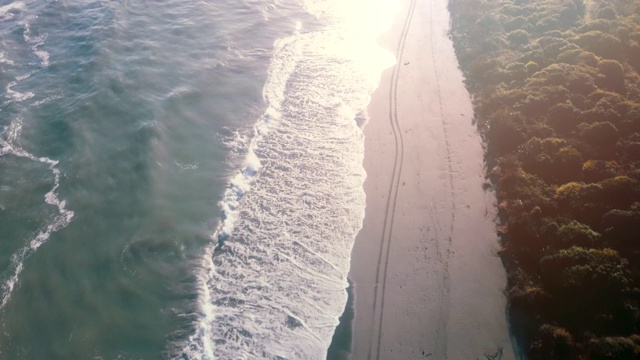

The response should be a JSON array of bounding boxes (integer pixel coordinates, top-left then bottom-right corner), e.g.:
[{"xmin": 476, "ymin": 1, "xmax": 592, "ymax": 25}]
[
  {"xmin": 7, "ymin": 118, "xmax": 22, "ymax": 143},
  {"xmin": 0, "ymin": 52, "xmax": 15, "ymax": 65},
  {"xmin": 34, "ymin": 49, "xmax": 50, "ymax": 67},
  {"xmin": 6, "ymin": 77, "xmax": 35, "ymax": 103},
  {"xmin": 0, "ymin": 1, "xmax": 25, "ymax": 21},
  {"xmin": 0, "ymin": 250, "xmax": 25, "ymax": 310},
  {"xmin": 215, "ymin": 71, "xmax": 286, "ymax": 242},
  {"xmin": 180, "ymin": 106, "xmax": 283, "ymax": 360},
  {"xmin": 32, "ymin": 94, "xmax": 63, "ymax": 107},
  {"xmin": 180, "ymin": 248, "xmax": 217, "ymax": 360},
  {"xmin": 22, "ymin": 17, "xmax": 50, "ymax": 67},
  {"xmin": 0, "ymin": 127, "xmax": 75, "ymax": 309},
  {"xmin": 264, "ymin": 34, "xmax": 303, "ymax": 110}
]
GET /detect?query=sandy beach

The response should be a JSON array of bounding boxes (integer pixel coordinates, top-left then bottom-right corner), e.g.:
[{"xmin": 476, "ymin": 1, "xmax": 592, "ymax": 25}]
[{"xmin": 347, "ymin": 0, "xmax": 517, "ymax": 358}]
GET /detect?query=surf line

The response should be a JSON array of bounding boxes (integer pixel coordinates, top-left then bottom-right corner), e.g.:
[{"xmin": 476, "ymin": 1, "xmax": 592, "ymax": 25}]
[
  {"xmin": 367, "ymin": 0, "xmax": 417, "ymax": 359},
  {"xmin": 0, "ymin": 139, "xmax": 74, "ymax": 310},
  {"xmin": 179, "ymin": 27, "xmax": 301, "ymax": 358}
]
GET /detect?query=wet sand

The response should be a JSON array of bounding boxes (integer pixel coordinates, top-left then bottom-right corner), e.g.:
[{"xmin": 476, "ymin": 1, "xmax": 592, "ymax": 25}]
[{"xmin": 347, "ymin": 0, "xmax": 517, "ymax": 358}]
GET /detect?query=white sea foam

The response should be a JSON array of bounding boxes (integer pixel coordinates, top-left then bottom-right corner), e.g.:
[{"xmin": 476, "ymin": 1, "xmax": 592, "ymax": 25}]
[
  {"xmin": 179, "ymin": 1, "xmax": 397, "ymax": 359},
  {"xmin": 3, "ymin": 9, "xmax": 51, "ymax": 108},
  {"xmin": 6, "ymin": 117, "xmax": 22, "ymax": 143},
  {"xmin": 6, "ymin": 74, "xmax": 35, "ymax": 103},
  {"xmin": 176, "ymin": 161, "xmax": 200, "ymax": 173},
  {"xmin": 0, "ymin": 123, "xmax": 75, "ymax": 309},
  {"xmin": 22, "ymin": 17, "xmax": 50, "ymax": 67},
  {"xmin": 0, "ymin": 1, "xmax": 25, "ymax": 21},
  {"xmin": 33, "ymin": 49, "xmax": 50, "ymax": 67},
  {"xmin": 32, "ymin": 94, "xmax": 63, "ymax": 107},
  {"xmin": 0, "ymin": 52, "xmax": 15, "ymax": 65}
]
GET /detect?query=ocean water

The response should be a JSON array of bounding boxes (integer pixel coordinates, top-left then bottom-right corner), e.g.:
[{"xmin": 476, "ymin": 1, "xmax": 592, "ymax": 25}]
[{"xmin": 0, "ymin": 0, "xmax": 396, "ymax": 358}]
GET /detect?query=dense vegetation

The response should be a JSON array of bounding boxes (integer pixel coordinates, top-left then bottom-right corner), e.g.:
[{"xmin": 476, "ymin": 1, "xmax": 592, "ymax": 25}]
[{"xmin": 448, "ymin": 0, "xmax": 640, "ymax": 358}]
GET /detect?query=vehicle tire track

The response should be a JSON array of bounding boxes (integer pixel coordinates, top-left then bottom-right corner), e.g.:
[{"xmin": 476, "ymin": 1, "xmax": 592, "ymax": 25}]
[
  {"xmin": 368, "ymin": 0, "xmax": 418, "ymax": 359},
  {"xmin": 428, "ymin": 0, "xmax": 456, "ymax": 357},
  {"xmin": 430, "ymin": 0, "xmax": 456, "ymax": 212}
]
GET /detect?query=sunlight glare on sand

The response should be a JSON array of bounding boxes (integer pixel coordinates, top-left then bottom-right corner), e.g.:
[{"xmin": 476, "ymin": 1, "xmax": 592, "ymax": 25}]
[
  {"xmin": 300, "ymin": 0, "xmax": 400, "ymax": 90},
  {"xmin": 302, "ymin": 0, "xmax": 401, "ymax": 44}
]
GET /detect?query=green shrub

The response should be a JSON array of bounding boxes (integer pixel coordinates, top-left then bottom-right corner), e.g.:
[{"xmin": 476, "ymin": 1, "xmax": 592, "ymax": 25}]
[
  {"xmin": 509, "ymin": 284, "xmax": 550, "ymax": 310},
  {"xmin": 535, "ymin": 15, "xmax": 561, "ymax": 33},
  {"xmin": 602, "ymin": 209, "xmax": 640, "ymax": 248},
  {"xmin": 502, "ymin": 3, "xmax": 538, "ymax": 17},
  {"xmin": 555, "ymin": 181, "xmax": 600, "ymax": 203},
  {"xmin": 507, "ymin": 29, "xmax": 531, "ymax": 47},
  {"xmin": 520, "ymin": 86, "xmax": 570, "ymax": 117},
  {"xmin": 537, "ymin": 36, "xmax": 575, "ymax": 60},
  {"xmin": 588, "ymin": 337, "xmax": 639, "ymax": 359},
  {"xmin": 519, "ymin": 48, "xmax": 547, "ymax": 66},
  {"xmin": 574, "ymin": 31, "xmax": 623, "ymax": 60},
  {"xmin": 505, "ymin": 16, "xmax": 529, "ymax": 32},
  {"xmin": 587, "ymin": 90, "xmax": 627, "ymax": 105},
  {"xmin": 499, "ymin": 167, "xmax": 557, "ymax": 216},
  {"xmin": 530, "ymin": 324, "xmax": 575, "ymax": 359},
  {"xmin": 617, "ymin": 26, "xmax": 630, "ymax": 41},
  {"xmin": 505, "ymin": 62, "xmax": 528, "ymax": 82},
  {"xmin": 559, "ymin": 1, "xmax": 582, "ymax": 25},
  {"xmin": 597, "ymin": 59, "xmax": 626, "ymax": 93},
  {"xmin": 555, "ymin": 181, "xmax": 606, "ymax": 223},
  {"xmin": 520, "ymin": 138, "xmax": 563, "ymax": 181},
  {"xmin": 626, "ymin": 41, "xmax": 640, "ymax": 70},
  {"xmin": 565, "ymin": 72, "xmax": 597, "ymax": 96},
  {"xmin": 526, "ymin": 63, "xmax": 568, "ymax": 86},
  {"xmin": 599, "ymin": 176, "xmax": 639, "ymax": 208},
  {"xmin": 557, "ymin": 49, "xmax": 600, "ymax": 66},
  {"xmin": 553, "ymin": 146, "xmax": 583, "ymax": 183},
  {"xmin": 578, "ymin": 19, "xmax": 612, "ymax": 33},
  {"xmin": 526, "ymin": 61, "xmax": 541, "ymax": 74},
  {"xmin": 547, "ymin": 103, "xmax": 581, "ymax": 134},
  {"xmin": 521, "ymin": 137, "xmax": 565, "ymax": 159},
  {"xmin": 540, "ymin": 247, "xmax": 631, "ymax": 294},
  {"xmin": 580, "ymin": 122, "xmax": 619, "ymax": 148},
  {"xmin": 488, "ymin": 111, "xmax": 527, "ymax": 155},
  {"xmin": 587, "ymin": 94, "xmax": 631, "ymax": 128},
  {"xmin": 557, "ymin": 220, "xmax": 601, "ymax": 247},
  {"xmin": 469, "ymin": 58, "xmax": 501, "ymax": 85},
  {"xmin": 618, "ymin": 140, "xmax": 640, "ymax": 161},
  {"xmin": 582, "ymin": 160, "xmax": 622, "ymax": 183},
  {"xmin": 597, "ymin": 6, "xmax": 617, "ymax": 21}
]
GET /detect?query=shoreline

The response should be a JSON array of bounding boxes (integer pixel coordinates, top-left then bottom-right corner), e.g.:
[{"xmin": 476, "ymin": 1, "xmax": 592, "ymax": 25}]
[{"xmin": 343, "ymin": 0, "xmax": 517, "ymax": 358}]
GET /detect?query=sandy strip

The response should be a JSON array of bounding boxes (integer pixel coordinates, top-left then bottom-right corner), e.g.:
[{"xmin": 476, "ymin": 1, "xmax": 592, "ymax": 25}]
[{"xmin": 348, "ymin": 0, "xmax": 517, "ymax": 359}]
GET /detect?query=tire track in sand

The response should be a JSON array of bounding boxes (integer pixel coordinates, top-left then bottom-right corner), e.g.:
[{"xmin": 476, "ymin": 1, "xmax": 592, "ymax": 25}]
[
  {"xmin": 428, "ymin": 0, "xmax": 458, "ymax": 356},
  {"xmin": 368, "ymin": 0, "xmax": 417, "ymax": 359}
]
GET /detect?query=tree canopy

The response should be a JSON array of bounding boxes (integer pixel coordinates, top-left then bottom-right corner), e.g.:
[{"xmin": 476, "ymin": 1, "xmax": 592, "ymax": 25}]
[{"xmin": 450, "ymin": 0, "xmax": 640, "ymax": 358}]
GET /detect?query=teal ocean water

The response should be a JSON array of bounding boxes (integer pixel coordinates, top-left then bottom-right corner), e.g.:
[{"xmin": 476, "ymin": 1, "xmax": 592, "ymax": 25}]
[{"xmin": 0, "ymin": 0, "xmax": 396, "ymax": 358}]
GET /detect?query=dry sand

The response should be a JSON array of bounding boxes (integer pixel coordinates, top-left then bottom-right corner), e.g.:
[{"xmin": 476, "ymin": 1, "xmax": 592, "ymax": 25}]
[{"xmin": 348, "ymin": 0, "xmax": 517, "ymax": 358}]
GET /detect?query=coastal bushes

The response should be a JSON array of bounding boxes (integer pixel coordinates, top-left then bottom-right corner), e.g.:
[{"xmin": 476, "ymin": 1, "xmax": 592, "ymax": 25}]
[{"xmin": 449, "ymin": 0, "xmax": 640, "ymax": 357}]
